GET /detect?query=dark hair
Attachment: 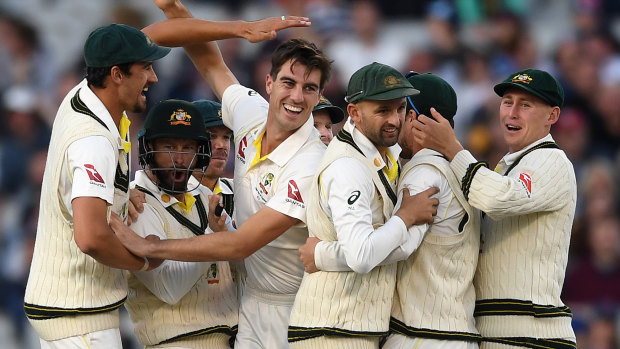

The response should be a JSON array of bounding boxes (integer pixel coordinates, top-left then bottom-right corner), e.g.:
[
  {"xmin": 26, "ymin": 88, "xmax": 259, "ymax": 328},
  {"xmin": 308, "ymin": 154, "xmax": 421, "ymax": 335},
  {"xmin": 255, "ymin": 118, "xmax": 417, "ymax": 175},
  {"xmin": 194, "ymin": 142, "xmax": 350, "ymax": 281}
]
[
  {"xmin": 270, "ymin": 38, "xmax": 332, "ymax": 90},
  {"xmin": 85, "ymin": 62, "xmax": 133, "ymax": 88}
]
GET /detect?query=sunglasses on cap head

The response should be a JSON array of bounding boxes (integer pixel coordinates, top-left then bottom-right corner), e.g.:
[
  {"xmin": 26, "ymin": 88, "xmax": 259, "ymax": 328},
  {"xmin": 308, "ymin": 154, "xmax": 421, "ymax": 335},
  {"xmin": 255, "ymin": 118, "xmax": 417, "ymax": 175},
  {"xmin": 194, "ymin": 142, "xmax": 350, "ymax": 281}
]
[{"xmin": 405, "ymin": 71, "xmax": 421, "ymax": 116}]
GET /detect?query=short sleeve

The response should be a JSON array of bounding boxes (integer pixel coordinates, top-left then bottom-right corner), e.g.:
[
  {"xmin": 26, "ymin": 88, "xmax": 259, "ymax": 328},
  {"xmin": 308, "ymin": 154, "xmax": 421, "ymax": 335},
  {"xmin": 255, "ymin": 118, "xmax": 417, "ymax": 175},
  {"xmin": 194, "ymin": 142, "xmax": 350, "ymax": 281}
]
[
  {"xmin": 67, "ymin": 136, "xmax": 117, "ymax": 204},
  {"xmin": 221, "ymin": 84, "xmax": 269, "ymax": 135}
]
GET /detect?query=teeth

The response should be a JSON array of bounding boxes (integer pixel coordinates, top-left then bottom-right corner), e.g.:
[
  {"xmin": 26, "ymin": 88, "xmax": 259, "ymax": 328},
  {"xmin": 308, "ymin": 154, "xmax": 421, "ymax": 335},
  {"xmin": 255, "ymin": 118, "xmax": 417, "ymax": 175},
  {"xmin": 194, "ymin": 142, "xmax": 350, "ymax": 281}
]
[
  {"xmin": 143, "ymin": 87, "xmax": 149, "ymax": 92},
  {"xmin": 284, "ymin": 104, "xmax": 302, "ymax": 112}
]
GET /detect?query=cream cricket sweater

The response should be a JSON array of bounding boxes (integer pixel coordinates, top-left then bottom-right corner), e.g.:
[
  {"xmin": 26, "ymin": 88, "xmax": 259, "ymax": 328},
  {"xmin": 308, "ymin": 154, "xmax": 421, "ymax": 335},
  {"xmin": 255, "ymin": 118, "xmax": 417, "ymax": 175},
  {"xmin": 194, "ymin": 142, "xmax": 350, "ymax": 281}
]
[
  {"xmin": 125, "ymin": 185, "xmax": 238, "ymax": 347},
  {"xmin": 23, "ymin": 86, "xmax": 130, "ymax": 340},
  {"xmin": 451, "ymin": 136, "xmax": 576, "ymax": 341},
  {"xmin": 390, "ymin": 153, "xmax": 481, "ymax": 343},
  {"xmin": 288, "ymin": 128, "xmax": 397, "ymax": 342}
]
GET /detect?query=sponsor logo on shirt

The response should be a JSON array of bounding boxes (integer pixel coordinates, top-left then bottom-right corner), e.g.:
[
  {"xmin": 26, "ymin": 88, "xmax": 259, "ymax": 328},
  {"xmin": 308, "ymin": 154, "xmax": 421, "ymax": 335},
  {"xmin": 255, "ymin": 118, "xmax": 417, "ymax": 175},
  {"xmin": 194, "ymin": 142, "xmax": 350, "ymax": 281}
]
[
  {"xmin": 519, "ymin": 172, "xmax": 532, "ymax": 197},
  {"xmin": 84, "ymin": 164, "xmax": 105, "ymax": 187},
  {"xmin": 237, "ymin": 136, "xmax": 248, "ymax": 164},
  {"xmin": 248, "ymin": 90, "xmax": 258, "ymax": 96},
  {"xmin": 286, "ymin": 180, "xmax": 304, "ymax": 208},
  {"xmin": 347, "ymin": 190, "xmax": 361, "ymax": 205}
]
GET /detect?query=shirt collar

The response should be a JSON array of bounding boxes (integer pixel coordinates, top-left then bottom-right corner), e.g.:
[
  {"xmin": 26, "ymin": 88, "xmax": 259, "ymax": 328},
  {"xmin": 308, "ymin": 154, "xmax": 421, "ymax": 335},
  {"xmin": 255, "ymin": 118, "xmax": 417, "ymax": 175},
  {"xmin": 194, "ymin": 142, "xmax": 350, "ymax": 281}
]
[
  {"xmin": 412, "ymin": 148, "xmax": 444, "ymax": 159},
  {"xmin": 344, "ymin": 117, "xmax": 402, "ymax": 171},
  {"xmin": 261, "ymin": 115, "xmax": 318, "ymax": 167},
  {"xmin": 502, "ymin": 134, "xmax": 555, "ymax": 167},
  {"xmin": 215, "ymin": 178, "xmax": 234, "ymax": 195},
  {"xmin": 77, "ymin": 79, "xmax": 126, "ymax": 150}
]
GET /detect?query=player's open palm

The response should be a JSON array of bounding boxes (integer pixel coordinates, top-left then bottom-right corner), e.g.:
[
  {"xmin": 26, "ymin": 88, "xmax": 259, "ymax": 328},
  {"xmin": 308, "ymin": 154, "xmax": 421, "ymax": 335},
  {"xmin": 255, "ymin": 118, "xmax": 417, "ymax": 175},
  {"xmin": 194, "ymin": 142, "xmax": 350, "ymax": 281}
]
[{"xmin": 243, "ymin": 16, "xmax": 311, "ymax": 43}]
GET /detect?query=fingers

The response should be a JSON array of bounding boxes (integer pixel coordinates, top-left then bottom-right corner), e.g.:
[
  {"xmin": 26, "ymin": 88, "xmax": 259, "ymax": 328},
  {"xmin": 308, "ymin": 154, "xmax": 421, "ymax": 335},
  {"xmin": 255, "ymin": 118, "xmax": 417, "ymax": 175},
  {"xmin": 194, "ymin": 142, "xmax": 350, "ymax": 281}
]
[
  {"xmin": 421, "ymin": 186, "xmax": 440, "ymax": 197},
  {"xmin": 429, "ymin": 107, "xmax": 446, "ymax": 121}
]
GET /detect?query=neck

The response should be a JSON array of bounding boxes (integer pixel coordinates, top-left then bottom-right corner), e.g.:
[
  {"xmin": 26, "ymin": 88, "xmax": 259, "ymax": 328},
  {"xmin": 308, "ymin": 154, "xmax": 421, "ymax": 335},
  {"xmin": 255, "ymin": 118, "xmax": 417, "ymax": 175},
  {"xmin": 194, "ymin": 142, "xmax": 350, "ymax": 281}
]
[
  {"xmin": 200, "ymin": 175, "xmax": 218, "ymax": 192},
  {"xmin": 262, "ymin": 118, "xmax": 296, "ymax": 156},
  {"xmin": 90, "ymin": 85, "xmax": 123, "ymax": 129}
]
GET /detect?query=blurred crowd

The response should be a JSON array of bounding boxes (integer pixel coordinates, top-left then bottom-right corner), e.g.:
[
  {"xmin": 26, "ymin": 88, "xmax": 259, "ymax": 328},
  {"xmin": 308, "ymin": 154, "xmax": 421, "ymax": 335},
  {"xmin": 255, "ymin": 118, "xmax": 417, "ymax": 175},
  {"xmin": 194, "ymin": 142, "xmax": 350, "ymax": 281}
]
[{"xmin": 0, "ymin": 0, "xmax": 619, "ymax": 348}]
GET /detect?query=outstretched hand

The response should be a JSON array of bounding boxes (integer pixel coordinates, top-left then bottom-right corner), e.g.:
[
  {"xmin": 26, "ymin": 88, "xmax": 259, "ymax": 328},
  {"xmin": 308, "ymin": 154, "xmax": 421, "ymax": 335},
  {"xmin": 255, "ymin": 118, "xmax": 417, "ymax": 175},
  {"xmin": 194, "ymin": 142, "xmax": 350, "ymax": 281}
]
[
  {"xmin": 412, "ymin": 107, "xmax": 463, "ymax": 161},
  {"xmin": 395, "ymin": 187, "xmax": 440, "ymax": 227},
  {"xmin": 243, "ymin": 16, "xmax": 311, "ymax": 43}
]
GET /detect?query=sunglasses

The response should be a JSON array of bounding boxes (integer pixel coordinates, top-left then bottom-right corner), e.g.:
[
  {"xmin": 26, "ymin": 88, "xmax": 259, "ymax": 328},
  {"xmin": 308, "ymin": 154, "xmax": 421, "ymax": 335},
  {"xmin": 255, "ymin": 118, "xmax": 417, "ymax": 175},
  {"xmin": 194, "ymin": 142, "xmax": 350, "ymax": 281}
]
[{"xmin": 405, "ymin": 71, "xmax": 421, "ymax": 115}]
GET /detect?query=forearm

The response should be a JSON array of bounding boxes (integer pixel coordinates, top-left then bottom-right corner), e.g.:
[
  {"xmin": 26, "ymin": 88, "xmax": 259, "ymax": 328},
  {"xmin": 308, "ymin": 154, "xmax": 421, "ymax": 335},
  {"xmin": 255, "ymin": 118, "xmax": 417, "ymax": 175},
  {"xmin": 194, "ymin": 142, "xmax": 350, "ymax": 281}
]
[
  {"xmin": 82, "ymin": 227, "xmax": 147, "ymax": 271},
  {"xmin": 144, "ymin": 19, "xmax": 250, "ymax": 47},
  {"xmin": 134, "ymin": 260, "xmax": 209, "ymax": 304}
]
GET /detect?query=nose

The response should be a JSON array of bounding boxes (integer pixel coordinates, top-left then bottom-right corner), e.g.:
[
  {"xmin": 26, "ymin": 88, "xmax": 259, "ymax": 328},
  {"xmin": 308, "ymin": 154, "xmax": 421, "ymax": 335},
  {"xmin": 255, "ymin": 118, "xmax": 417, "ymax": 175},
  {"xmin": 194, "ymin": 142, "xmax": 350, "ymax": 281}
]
[
  {"xmin": 149, "ymin": 69, "xmax": 159, "ymax": 84},
  {"xmin": 290, "ymin": 85, "xmax": 303, "ymax": 103},
  {"xmin": 387, "ymin": 108, "xmax": 401, "ymax": 127}
]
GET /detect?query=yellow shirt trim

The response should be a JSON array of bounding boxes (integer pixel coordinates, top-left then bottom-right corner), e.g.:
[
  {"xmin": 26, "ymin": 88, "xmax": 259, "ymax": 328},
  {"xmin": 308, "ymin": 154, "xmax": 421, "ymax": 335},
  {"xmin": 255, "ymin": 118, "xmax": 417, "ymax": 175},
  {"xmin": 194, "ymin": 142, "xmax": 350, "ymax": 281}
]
[
  {"xmin": 119, "ymin": 114, "xmax": 131, "ymax": 153},
  {"xmin": 249, "ymin": 131, "xmax": 270, "ymax": 168},
  {"xmin": 383, "ymin": 152, "xmax": 399, "ymax": 183},
  {"xmin": 213, "ymin": 182, "xmax": 222, "ymax": 195},
  {"xmin": 176, "ymin": 193, "xmax": 196, "ymax": 213}
]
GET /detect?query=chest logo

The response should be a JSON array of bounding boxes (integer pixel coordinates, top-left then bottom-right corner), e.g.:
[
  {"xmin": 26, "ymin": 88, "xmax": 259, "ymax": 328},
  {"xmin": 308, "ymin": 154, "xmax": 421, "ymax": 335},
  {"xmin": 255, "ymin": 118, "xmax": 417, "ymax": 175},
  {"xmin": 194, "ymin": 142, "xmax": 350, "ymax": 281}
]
[
  {"xmin": 259, "ymin": 173, "xmax": 275, "ymax": 195},
  {"xmin": 287, "ymin": 180, "xmax": 303, "ymax": 203}
]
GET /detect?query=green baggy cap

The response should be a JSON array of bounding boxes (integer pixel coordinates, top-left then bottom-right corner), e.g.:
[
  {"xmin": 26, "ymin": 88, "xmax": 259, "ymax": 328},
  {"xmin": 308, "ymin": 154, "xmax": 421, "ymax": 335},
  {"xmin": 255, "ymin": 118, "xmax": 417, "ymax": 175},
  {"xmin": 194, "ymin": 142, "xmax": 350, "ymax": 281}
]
[
  {"xmin": 345, "ymin": 62, "xmax": 419, "ymax": 104},
  {"xmin": 494, "ymin": 68, "xmax": 564, "ymax": 107},
  {"xmin": 405, "ymin": 72, "xmax": 457, "ymax": 123},
  {"xmin": 84, "ymin": 23, "xmax": 170, "ymax": 68},
  {"xmin": 313, "ymin": 96, "xmax": 345, "ymax": 124},
  {"xmin": 193, "ymin": 99, "xmax": 228, "ymax": 129}
]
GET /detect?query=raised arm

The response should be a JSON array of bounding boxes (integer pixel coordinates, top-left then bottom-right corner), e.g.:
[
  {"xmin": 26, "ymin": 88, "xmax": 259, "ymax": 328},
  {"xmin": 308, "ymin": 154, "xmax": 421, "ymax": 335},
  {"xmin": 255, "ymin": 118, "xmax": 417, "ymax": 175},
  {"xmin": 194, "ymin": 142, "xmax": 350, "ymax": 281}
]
[{"xmin": 145, "ymin": 0, "xmax": 309, "ymax": 100}]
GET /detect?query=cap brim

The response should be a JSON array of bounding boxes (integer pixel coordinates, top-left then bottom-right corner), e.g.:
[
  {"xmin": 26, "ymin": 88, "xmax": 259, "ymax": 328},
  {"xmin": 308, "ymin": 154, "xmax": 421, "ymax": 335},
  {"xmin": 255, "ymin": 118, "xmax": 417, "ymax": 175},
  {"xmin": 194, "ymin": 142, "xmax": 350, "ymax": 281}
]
[
  {"xmin": 313, "ymin": 105, "xmax": 345, "ymax": 124},
  {"xmin": 139, "ymin": 46, "xmax": 171, "ymax": 62},
  {"xmin": 364, "ymin": 87, "xmax": 420, "ymax": 101},
  {"xmin": 494, "ymin": 82, "xmax": 552, "ymax": 106},
  {"xmin": 204, "ymin": 120, "xmax": 226, "ymax": 129}
]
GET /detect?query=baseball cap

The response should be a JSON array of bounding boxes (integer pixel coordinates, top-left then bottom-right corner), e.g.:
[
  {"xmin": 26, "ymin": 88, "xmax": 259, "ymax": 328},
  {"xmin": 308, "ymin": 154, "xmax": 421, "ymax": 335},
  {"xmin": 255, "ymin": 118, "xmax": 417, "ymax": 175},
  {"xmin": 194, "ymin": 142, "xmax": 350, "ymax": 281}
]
[
  {"xmin": 405, "ymin": 72, "xmax": 457, "ymax": 125},
  {"xmin": 345, "ymin": 62, "xmax": 419, "ymax": 103},
  {"xmin": 140, "ymin": 99, "xmax": 209, "ymax": 143},
  {"xmin": 193, "ymin": 99, "xmax": 228, "ymax": 129},
  {"xmin": 494, "ymin": 68, "xmax": 564, "ymax": 107},
  {"xmin": 313, "ymin": 96, "xmax": 345, "ymax": 124},
  {"xmin": 84, "ymin": 23, "xmax": 170, "ymax": 68}
]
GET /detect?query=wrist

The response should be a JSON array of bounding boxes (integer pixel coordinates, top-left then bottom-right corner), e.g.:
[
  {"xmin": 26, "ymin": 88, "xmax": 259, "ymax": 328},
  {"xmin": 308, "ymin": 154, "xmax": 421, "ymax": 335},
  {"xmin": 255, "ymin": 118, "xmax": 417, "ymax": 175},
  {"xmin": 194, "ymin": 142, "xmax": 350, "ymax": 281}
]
[{"xmin": 139, "ymin": 256, "xmax": 149, "ymax": 271}]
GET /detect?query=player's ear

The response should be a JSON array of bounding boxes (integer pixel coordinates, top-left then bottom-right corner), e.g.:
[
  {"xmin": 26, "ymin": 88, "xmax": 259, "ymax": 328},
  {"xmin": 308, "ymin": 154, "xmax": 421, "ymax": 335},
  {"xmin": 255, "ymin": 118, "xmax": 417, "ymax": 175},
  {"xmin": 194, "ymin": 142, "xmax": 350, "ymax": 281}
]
[
  {"xmin": 547, "ymin": 106, "xmax": 560, "ymax": 126},
  {"xmin": 347, "ymin": 103, "xmax": 360, "ymax": 124}
]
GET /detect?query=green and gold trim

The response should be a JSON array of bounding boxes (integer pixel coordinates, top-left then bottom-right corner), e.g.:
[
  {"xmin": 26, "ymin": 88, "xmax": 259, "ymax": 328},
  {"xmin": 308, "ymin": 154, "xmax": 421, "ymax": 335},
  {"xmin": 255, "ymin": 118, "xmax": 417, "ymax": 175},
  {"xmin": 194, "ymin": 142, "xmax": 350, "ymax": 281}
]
[
  {"xmin": 389, "ymin": 317, "xmax": 481, "ymax": 342},
  {"xmin": 474, "ymin": 299, "xmax": 572, "ymax": 318},
  {"xmin": 24, "ymin": 297, "xmax": 126, "ymax": 320},
  {"xmin": 482, "ymin": 336, "xmax": 576, "ymax": 349},
  {"xmin": 288, "ymin": 326, "xmax": 386, "ymax": 343},
  {"xmin": 461, "ymin": 161, "xmax": 489, "ymax": 201}
]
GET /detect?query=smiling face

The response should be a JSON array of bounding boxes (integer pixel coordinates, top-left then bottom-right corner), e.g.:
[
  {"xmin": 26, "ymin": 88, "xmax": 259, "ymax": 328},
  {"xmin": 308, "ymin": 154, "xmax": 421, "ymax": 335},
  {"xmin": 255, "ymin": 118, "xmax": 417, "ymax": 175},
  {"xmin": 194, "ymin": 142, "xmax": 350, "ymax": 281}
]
[
  {"xmin": 312, "ymin": 111, "xmax": 334, "ymax": 145},
  {"xmin": 117, "ymin": 61, "xmax": 158, "ymax": 113},
  {"xmin": 499, "ymin": 87, "xmax": 560, "ymax": 153},
  {"xmin": 265, "ymin": 59, "xmax": 322, "ymax": 135},
  {"xmin": 349, "ymin": 98, "xmax": 406, "ymax": 151}
]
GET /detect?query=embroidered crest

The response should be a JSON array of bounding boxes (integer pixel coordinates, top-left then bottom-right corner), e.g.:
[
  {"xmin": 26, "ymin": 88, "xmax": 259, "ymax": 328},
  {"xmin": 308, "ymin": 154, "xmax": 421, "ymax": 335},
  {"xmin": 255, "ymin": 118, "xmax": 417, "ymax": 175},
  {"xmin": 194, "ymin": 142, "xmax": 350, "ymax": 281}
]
[
  {"xmin": 384, "ymin": 75, "xmax": 402, "ymax": 89},
  {"xmin": 511, "ymin": 73, "xmax": 533, "ymax": 84},
  {"xmin": 169, "ymin": 109, "xmax": 192, "ymax": 125}
]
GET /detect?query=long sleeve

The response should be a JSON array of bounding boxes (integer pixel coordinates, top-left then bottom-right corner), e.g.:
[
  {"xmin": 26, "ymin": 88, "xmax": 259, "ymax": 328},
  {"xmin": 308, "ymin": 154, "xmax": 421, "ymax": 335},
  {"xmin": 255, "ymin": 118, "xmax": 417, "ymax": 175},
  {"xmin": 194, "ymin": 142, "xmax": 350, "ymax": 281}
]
[
  {"xmin": 450, "ymin": 149, "xmax": 572, "ymax": 220},
  {"xmin": 313, "ymin": 158, "xmax": 408, "ymax": 274}
]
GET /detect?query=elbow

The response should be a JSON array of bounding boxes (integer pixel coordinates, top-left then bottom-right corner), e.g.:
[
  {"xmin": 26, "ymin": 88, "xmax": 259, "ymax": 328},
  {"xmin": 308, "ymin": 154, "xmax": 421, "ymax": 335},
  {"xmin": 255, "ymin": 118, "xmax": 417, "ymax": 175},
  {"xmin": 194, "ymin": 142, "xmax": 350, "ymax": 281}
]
[
  {"xmin": 75, "ymin": 237, "xmax": 101, "ymax": 256},
  {"xmin": 348, "ymin": 261, "xmax": 373, "ymax": 274}
]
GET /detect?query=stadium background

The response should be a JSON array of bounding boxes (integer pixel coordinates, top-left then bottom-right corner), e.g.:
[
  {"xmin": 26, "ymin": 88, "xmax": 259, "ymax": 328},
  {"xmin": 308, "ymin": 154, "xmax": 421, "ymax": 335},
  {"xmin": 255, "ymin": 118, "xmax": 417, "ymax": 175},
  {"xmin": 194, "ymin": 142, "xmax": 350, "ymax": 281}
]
[{"xmin": 0, "ymin": 0, "xmax": 619, "ymax": 347}]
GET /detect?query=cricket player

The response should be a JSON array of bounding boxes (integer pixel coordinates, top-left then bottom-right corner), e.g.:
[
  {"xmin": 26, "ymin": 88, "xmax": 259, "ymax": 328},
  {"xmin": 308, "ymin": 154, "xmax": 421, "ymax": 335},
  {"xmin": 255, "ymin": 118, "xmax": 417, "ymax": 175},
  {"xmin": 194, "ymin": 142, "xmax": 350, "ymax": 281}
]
[
  {"xmin": 23, "ymin": 24, "xmax": 169, "ymax": 348},
  {"xmin": 124, "ymin": 99, "xmax": 238, "ymax": 348},
  {"xmin": 413, "ymin": 68, "xmax": 577, "ymax": 348},
  {"xmin": 287, "ymin": 62, "xmax": 439, "ymax": 349}
]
